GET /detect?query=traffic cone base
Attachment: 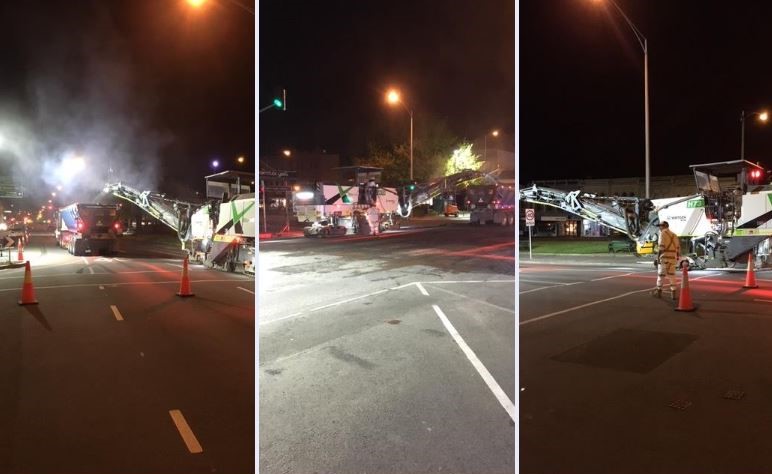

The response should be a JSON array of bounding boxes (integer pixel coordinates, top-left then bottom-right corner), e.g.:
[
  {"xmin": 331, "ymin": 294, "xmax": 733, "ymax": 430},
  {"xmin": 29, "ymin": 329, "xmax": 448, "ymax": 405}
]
[
  {"xmin": 18, "ymin": 261, "xmax": 38, "ymax": 305},
  {"xmin": 742, "ymin": 256, "xmax": 758, "ymax": 289},
  {"xmin": 675, "ymin": 264, "xmax": 696, "ymax": 312},
  {"xmin": 176, "ymin": 256, "xmax": 194, "ymax": 297}
]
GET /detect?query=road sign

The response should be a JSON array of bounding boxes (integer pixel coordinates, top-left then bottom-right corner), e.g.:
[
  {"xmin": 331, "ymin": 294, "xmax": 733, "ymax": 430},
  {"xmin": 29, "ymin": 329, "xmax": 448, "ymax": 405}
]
[{"xmin": 525, "ymin": 208, "xmax": 535, "ymax": 227}]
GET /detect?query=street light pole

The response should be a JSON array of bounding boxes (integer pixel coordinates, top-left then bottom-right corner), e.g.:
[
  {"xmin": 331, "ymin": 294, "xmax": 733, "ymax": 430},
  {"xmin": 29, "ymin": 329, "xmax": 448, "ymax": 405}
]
[
  {"xmin": 740, "ymin": 110, "xmax": 769, "ymax": 160},
  {"xmin": 604, "ymin": 0, "xmax": 650, "ymax": 198},
  {"xmin": 409, "ymin": 109, "xmax": 414, "ymax": 182}
]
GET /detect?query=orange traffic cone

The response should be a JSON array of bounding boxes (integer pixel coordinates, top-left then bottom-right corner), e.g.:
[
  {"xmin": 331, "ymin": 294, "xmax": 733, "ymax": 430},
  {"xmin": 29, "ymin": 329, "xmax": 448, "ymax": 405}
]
[
  {"xmin": 743, "ymin": 254, "xmax": 758, "ymax": 289},
  {"xmin": 675, "ymin": 262, "xmax": 696, "ymax": 312},
  {"xmin": 176, "ymin": 256, "xmax": 195, "ymax": 297},
  {"xmin": 18, "ymin": 261, "xmax": 38, "ymax": 305},
  {"xmin": 16, "ymin": 241, "xmax": 24, "ymax": 262}
]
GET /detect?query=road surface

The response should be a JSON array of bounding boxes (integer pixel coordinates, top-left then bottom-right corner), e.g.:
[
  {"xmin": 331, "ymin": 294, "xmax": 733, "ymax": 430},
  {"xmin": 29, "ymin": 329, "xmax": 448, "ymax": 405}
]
[
  {"xmin": 520, "ymin": 259, "xmax": 772, "ymax": 474},
  {"xmin": 259, "ymin": 223, "xmax": 516, "ymax": 474},
  {"xmin": 0, "ymin": 234, "xmax": 255, "ymax": 474}
]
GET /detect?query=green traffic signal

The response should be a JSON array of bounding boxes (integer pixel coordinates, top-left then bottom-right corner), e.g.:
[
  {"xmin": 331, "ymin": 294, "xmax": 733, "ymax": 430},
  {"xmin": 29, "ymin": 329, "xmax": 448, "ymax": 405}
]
[{"xmin": 273, "ymin": 98, "xmax": 283, "ymax": 109}]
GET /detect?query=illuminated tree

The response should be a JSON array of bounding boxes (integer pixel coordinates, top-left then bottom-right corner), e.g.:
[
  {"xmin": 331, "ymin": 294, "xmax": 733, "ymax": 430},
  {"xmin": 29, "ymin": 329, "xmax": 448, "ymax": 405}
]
[{"xmin": 444, "ymin": 142, "xmax": 482, "ymax": 176}]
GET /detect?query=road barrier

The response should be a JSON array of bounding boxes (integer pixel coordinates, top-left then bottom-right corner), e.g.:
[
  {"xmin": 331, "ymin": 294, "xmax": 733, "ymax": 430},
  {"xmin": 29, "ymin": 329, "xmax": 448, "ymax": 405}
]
[
  {"xmin": 16, "ymin": 241, "xmax": 24, "ymax": 263},
  {"xmin": 18, "ymin": 261, "xmax": 38, "ymax": 305},
  {"xmin": 176, "ymin": 256, "xmax": 195, "ymax": 297},
  {"xmin": 675, "ymin": 262, "xmax": 695, "ymax": 312},
  {"xmin": 742, "ymin": 254, "xmax": 759, "ymax": 289}
]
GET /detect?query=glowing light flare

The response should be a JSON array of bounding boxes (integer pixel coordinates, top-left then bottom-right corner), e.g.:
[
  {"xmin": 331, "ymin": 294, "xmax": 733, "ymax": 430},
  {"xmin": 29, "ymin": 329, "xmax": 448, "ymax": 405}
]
[
  {"xmin": 492, "ymin": 130, "xmax": 500, "ymax": 137},
  {"xmin": 386, "ymin": 89, "xmax": 401, "ymax": 105},
  {"xmin": 759, "ymin": 111, "xmax": 769, "ymax": 122},
  {"xmin": 237, "ymin": 156, "xmax": 245, "ymax": 164},
  {"xmin": 295, "ymin": 191, "xmax": 314, "ymax": 200},
  {"xmin": 282, "ymin": 149, "xmax": 291, "ymax": 157},
  {"xmin": 186, "ymin": 0, "xmax": 206, "ymax": 8}
]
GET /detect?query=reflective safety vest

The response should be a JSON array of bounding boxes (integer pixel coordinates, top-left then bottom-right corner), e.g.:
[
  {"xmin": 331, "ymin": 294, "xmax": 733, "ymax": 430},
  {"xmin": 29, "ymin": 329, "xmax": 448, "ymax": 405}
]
[{"xmin": 659, "ymin": 228, "xmax": 679, "ymax": 260}]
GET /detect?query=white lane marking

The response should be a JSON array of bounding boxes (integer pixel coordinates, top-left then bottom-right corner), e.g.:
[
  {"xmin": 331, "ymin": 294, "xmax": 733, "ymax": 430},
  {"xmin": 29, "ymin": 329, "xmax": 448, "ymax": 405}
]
[
  {"xmin": 168, "ymin": 410, "xmax": 203, "ymax": 454},
  {"xmin": 521, "ymin": 273, "xmax": 720, "ymax": 326},
  {"xmin": 521, "ymin": 288, "xmax": 654, "ymax": 326},
  {"xmin": 237, "ymin": 286, "xmax": 255, "ymax": 295},
  {"xmin": 422, "ymin": 280, "xmax": 515, "ymax": 284},
  {"xmin": 260, "ymin": 283, "xmax": 418, "ymax": 326},
  {"xmin": 416, "ymin": 282, "xmax": 430, "ymax": 296},
  {"xmin": 110, "ymin": 305, "xmax": 124, "ymax": 321},
  {"xmin": 520, "ymin": 284, "xmax": 568, "ymax": 295},
  {"xmin": 308, "ymin": 289, "xmax": 389, "ymax": 312},
  {"xmin": 591, "ymin": 272, "xmax": 633, "ymax": 281},
  {"xmin": 0, "ymin": 269, "xmax": 174, "ymax": 281},
  {"xmin": 81, "ymin": 257, "xmax": 89, "ymax": 265},
  {"xmin": 88, "ymin": 266, "xmax": 95, "ymax": 275},
  {"xmin": 520, "ymin": 279, "xmax": 582, "ymax": 286},
  {"xmin": 99, "ymin": 285, "xmax": 105, "ymax": 290},
  {"xmin": 432, "ymin": 305, "xmax": 516, "ymax": 423},
  {"xmin": 754, "ymin": 299, "xmax": 772, "ymax": 303},
  {"xmin": 427, "ymin": 283, "xmax": 514, "ymax": 314},
  {"xmin": 0, "ymin": 279, "xmax": 250, "ymax": 293}
]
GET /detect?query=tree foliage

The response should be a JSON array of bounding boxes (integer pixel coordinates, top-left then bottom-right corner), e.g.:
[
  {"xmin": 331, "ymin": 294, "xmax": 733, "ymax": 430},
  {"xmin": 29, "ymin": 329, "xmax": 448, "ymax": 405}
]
[{"xmin": 444, "ymin": 142, "xmax": 483, "ymax": 176}]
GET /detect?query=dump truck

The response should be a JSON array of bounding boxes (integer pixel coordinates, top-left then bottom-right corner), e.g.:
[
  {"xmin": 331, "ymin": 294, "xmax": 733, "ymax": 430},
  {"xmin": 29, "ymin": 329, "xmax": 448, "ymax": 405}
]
[
  {"xmin": 55, "ymin": 203, "xmax": 120, "ymax": 255},
  {"xmin": 467, "ymin": 184, "xmax": 517, "ymax": 226}
]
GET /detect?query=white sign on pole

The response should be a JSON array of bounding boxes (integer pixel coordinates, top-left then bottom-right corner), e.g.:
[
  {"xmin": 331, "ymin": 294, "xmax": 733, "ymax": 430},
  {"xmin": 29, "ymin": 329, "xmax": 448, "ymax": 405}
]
[{"xmin": 525, "ymin": 208, "xmax": 535, "ymax": 226}]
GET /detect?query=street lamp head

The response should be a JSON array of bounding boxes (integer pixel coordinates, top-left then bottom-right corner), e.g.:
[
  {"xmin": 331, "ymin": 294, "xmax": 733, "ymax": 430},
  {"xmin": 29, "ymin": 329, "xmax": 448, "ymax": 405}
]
[
  {"xmin": 212, "ymin": 160, "xmax": 219, "ymax": 168},
  {"xmin": 282, "ymin": 149, "xmax": 292, "ymax": 157},
  {"xmin": 237, "ymin": 156, "xmax": 245, "ymax": 164},
  {"xmin": 492, "ymin": 130, "xmax": 500, "ymax": 137},
  {"xmin": 186, "ymin": 0, "xmax": 206, "ymax": 8},
  {"xmin": 386, "ymin": 89, "xmax": 401, "ymax": 105},
  {"xmin": 760, "ymin": 111, "xmax": 769, "ymax": 122}
]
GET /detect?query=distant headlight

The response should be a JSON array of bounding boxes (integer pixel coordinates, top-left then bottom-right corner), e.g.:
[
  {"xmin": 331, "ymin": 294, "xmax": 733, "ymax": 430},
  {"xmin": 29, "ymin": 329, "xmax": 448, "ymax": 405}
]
[{"xmin": 295, "ymin": 191, "xmax": 314, "ymax": 200}]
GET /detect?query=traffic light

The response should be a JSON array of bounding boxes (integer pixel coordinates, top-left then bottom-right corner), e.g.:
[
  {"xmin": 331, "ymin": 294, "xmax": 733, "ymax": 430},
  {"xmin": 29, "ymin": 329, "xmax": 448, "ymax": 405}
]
[
  {"xmin": 273, "ymin": 88, "xmax": 287, "ymax": 111},
  {"xmin": 748, "ymin": 168, "xmax": 765, "ymax": 184},
  {"xmin": 408, "ymin": 184, "xmax": 416, "ymax": 191}
]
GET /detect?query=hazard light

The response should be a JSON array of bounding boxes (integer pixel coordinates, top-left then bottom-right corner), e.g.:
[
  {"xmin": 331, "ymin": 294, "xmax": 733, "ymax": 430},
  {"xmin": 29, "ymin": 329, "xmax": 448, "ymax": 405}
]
[{"xmin": 77, "ymin": 220, "xmax": 85, "ymax": 232}]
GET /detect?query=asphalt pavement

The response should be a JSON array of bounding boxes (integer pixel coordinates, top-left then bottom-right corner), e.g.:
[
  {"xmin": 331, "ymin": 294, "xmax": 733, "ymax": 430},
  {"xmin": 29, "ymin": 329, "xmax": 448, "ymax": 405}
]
[
  {"xmin": 0, "ymin": 234, "xmax": 255, "ymax": 474},
  {"xmin": 259, "ymin": 222, "xmax": 516, "ymax": 473},
  {"xmin": 520, "ymin": 257, "xmax": 772, "ymax": 474}
]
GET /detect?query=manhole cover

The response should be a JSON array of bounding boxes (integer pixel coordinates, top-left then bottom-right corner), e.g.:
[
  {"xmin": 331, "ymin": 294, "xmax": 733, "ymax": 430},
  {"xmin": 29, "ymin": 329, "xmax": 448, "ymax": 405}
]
[
  {"xmin": 668, "ymin": 400, "xmax": 692, "ymax": 410},
  {"xmin": 386, "ymin": 319, "xmax": 401, "ymax": 325},
  {"xmin": 723, "ymin": 390, "xmax": 745, "ymax": 400}
]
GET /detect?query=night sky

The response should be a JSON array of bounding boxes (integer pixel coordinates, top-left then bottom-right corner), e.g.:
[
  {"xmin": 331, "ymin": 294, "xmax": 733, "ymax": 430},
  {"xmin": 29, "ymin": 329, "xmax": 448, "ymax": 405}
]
[
  {"xmin": 258, "ymin": 0, "xmax": 515, "ymax": 162},
  {"xmin": 521, "ymin": 1, "xmax": 772, "ymax": 182},
  {"xmin": 0, "ymin": 0, "xmax": 254, "ymax": 204}
]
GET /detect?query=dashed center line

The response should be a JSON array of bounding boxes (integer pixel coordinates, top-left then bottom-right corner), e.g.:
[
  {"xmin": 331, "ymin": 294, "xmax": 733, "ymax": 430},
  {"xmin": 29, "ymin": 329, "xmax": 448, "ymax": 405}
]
[
  {"xmin": 237, "ymin": 286, "xmax": 255, "ymax": 295},
  {"xmin": 110, "ymin": 305, "xmax": 124, "ymax": 321},
  {"xmin": 169, "ymin": 410, "xmax": 203, "ymax": 454},
  {"xmin": 88, "ymin": 267, "xmax": 95, "ymax": 275},
  {"xmin": 416, "ymin": 282, "xmax": 429, "ymax": 296}
]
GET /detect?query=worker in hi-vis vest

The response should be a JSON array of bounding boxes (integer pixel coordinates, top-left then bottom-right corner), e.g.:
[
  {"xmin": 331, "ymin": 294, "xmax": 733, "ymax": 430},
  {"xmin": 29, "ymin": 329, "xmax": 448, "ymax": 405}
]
[{"xmin": 655, "ymin": 221, "xmax": 680, "ymax": 298}]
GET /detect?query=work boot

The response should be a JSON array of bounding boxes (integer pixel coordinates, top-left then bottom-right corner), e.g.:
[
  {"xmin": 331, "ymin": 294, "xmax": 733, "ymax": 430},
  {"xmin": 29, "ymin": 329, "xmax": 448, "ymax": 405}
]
[{"xmin": 653, "ymin": 288, "xmax": 662, "ymax": 298}]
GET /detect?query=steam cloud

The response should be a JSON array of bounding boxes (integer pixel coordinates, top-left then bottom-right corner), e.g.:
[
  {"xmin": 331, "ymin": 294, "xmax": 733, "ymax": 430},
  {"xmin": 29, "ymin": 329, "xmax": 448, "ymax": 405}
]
[{"xmin": 0, "ymin": 3, "xmax": 171, "ymax": 204}]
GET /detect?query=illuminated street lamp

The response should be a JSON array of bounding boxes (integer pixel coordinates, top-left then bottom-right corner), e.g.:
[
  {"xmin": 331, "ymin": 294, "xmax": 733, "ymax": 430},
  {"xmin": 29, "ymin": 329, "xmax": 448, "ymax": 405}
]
[
  {"xmin": 740, "ymin": 109, "xmax": 769, "ymax": 160},
  {"xmin": 211, "ymin": 159, "xmax": 220, "ymax": 170},
  {"xmin": 282, "ymin": 149, "xmax": 291, "ymax": 157},
  {"xmin": 593, "ymin": 0, "xmax": 650, "ymax": 198},
  {"xmin": 185, "ymin": 0, "xmax": 254, "ymax": 14},
  {"xmin": 385, "ymin": 88, "xmax": 414, "ymax": 181},
  {"xmin": 237, "ymin": 155, "xmax": 246, "ymax": 164},
  {"xmin": 484, "ymin": 129, "xmax": 500, "ymax": 167}
]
